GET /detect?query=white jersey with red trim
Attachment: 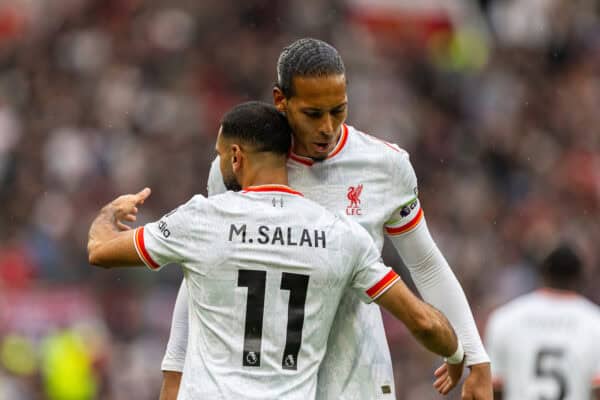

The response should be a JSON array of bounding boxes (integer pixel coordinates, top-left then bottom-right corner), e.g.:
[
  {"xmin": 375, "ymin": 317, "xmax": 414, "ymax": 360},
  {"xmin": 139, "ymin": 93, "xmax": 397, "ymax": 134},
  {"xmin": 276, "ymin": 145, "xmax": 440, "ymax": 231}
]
[
  {"xmin": 203, "ymin": 124, "xmax": 426, "ymax": 399},
  {"xmin": 485, "ymin": 290, "xmax": 600, "ymax": 400},
  {"xmin": 134, "ymin": 185, "xmax": 398, "ymax": 400}
]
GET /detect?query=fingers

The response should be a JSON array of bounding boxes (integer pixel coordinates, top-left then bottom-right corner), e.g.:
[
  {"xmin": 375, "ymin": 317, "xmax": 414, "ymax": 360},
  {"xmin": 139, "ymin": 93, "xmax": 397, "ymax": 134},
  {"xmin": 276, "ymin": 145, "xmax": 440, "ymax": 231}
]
[
  {"xmin": 434, "ymin": 362, "xmax": 463, "ymax": 396},
  {"xmin": 433, "ymin": 367, "xmax": 453, "ymax": 395},
  {"xmin": 434, "ymin": 363, "xmax": 447, "ymax": 377},
  {"xmin": 124, "ymin": 213, "xmax": 137, "ymax": 222},
  {"xmin": 116, "ymin": 221, "xmax": 132, "ymax": 231},
  {"xmin": 433, "ymin": 373, "xmax": 447, "ymax": 391},
  {"xmin": 136, "ymin": 187, "xmax": 151, "ymax": 203},
  {"xmin": 433, "ymin": 375, "xmax": 454, "ymax": 395},
  {"xmin": 111, "ymin": 187, "xmax": 151, "ymax": 220}
]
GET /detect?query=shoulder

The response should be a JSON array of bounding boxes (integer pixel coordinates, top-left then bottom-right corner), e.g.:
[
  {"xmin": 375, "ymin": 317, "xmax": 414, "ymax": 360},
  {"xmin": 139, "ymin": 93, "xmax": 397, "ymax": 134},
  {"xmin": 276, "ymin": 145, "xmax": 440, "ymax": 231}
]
[
  {"xmin": 576, "ymin": 297, "xmax": 600, "ymax": 323},
  {"xmin": 296, "ymin": 196, "xmax": 339, "ymax": 225},
  {"xmin": 180, "ymin": 193, "xmax": 241, "ymax": 215},
  {"xmin": 348, "ymin": 124, "xmax": 416, "ymax": 180},
  {"xmin": 489, "ymin": 293, "xmax": 536, "ymax": 325},
  {"xmin": 331, "ymin": 212, "xmax": 372, "ymax": 245},
  {"xmin": 347, "ymin": 124, "xmax": 410, "ymax": 161},
  {"xmin": 184, "ymin": 194, "xmax": 210, "ymax": 209}
]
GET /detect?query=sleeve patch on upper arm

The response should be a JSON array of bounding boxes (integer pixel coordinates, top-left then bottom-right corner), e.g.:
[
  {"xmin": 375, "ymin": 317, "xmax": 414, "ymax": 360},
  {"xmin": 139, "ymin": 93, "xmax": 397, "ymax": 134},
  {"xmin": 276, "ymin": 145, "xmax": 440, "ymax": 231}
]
[
  {"xmin": 134, "ymin": 227, "xmax": 161, "ymax": 270},
  {"xmin": 385, "ymin": 198, "xmax": 423, "ymax": 236}
]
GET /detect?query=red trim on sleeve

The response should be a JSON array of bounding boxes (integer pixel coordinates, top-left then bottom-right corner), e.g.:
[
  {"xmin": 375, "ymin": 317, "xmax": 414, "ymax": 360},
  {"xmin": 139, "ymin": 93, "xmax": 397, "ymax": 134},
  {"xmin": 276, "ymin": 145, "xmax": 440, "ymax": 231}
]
[
  {"xmin": 134, "ymin": 227, "xmax": 160, "ymax": 269},
  {"xmin": 366, "ymin": 270, "xmax": 400, "ymax": 300},
  {"xmin": 385, "ymin": 208, "xmax": 423, "ymax": 236},
  {"xmin": 592, "ymin": 375, "xmax": 600, "ymax": 387}
]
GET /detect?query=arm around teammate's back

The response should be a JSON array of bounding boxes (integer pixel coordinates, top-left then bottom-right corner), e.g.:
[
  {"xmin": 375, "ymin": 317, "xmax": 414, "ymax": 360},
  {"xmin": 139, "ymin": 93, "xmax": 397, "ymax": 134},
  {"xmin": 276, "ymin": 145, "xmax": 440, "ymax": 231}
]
[
  {"xmin": 375, "ymin": 280, "xmax": 464, "ymax": 395},
  {"xmin": 342, "ymin": 215, "xmax": 464, "ymax": 395}
]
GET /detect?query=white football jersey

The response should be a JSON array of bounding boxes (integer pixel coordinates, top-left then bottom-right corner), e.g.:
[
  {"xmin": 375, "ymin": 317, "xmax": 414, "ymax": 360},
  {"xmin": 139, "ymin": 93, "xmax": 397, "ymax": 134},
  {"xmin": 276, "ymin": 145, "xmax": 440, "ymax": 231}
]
[
  {"xmin": 206, "ymin": 124, "xmax": 423, "ymax": 399},
  {"xmin": 485, "ymin": 289, "xmax": 600, "ymax": 400},
  {"xmin": 134, "ymin": 185, "xmax": 399, "ymax": 400}
]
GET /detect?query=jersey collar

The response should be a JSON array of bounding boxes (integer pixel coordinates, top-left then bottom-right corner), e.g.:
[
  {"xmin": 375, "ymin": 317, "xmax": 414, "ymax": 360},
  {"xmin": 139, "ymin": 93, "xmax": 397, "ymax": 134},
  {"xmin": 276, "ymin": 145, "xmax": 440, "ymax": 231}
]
[
  {"xmin": 242, "ymin": 185, "xmax": 304, "ymax": 196},
  {"xmin": 537, "ymin": 288, "xmax": 579, "ymax": 299},
  {"xmin": 289, "ymin": 124, "xmax": 349, "ymax": 166}
]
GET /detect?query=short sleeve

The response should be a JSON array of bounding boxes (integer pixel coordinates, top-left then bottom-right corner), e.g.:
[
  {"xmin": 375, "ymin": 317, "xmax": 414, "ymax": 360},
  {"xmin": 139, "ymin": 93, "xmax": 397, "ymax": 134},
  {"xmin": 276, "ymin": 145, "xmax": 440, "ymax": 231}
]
[
  {"xmin": 384, "ymin": 150, "xmax": 423, "ymax": 236},
  {"xmin": 134, "ymin": 196, "xmax": 206, "ymax": 270},
  {"xmin": 342, "ymin": 216, "xmax": 400, "ymax": 303},
  {"xmin": 484, "ymin": 311, "xmax": 506, "ymax": 387},
  {"xmin": 207, "ymin": 156, "xmax": 227, "ymax": 197}
]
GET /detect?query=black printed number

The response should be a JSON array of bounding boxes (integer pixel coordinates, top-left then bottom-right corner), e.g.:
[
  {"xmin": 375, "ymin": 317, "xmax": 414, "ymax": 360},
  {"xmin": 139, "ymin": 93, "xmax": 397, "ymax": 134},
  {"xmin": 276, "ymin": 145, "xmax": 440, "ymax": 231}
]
[
  {"xmin": 237, "ymin": 270, "xmax": 309, "ymax": 370},
  {"xmin": 535, "ymin": 348, "xmax": 568, "ymax": 400},
  {"xmin": 237, "ymin": 270, "xmax": 266, "ymax": 367}
]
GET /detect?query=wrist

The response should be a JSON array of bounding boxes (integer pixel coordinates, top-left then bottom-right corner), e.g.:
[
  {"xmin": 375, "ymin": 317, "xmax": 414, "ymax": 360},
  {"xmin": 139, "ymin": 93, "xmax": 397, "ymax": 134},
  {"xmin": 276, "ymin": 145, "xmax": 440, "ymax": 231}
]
[{"xmin": 445, "ymin": 340, "xmax": 464, "ymax": 365}]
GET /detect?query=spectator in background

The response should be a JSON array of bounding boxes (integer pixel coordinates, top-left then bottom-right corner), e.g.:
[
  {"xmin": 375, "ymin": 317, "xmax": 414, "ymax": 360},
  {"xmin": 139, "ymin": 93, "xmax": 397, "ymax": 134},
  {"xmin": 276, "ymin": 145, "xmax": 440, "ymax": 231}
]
[{"xmin": 485, "ymin": 244, "xmax": 600, "ymax": 400}]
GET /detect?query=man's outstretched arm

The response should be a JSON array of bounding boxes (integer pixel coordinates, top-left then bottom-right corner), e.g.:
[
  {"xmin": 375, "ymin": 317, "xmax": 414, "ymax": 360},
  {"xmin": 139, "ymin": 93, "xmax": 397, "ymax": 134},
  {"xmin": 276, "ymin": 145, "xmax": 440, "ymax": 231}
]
[{"xmin": 87, "ymin": 188, "xmax": 151, "ymax": 267}]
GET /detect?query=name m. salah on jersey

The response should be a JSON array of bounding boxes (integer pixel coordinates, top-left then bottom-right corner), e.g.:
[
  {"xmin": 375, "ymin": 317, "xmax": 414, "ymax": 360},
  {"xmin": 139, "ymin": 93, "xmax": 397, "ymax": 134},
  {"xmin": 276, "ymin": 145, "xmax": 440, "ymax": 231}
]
[{"xmin": 228, "ymin": 224, "xmax": 326, "ymax": 248}]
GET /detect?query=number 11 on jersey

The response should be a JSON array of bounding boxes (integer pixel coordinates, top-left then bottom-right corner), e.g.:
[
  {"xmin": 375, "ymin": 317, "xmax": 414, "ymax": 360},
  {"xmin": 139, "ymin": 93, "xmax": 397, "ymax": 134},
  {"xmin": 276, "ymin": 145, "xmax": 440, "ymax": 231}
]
[{"xmin": 237, "ymin": 269, "xmax": 309, "ymax": 370}]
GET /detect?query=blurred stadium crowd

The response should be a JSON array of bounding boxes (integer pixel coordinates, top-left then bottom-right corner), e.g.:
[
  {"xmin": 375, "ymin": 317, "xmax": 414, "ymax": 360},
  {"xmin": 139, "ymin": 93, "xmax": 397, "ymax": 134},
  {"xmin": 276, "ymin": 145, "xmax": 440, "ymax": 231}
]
[{"xmin": 0, "ymin": 0, "xmax": 599, "ymax": 399}]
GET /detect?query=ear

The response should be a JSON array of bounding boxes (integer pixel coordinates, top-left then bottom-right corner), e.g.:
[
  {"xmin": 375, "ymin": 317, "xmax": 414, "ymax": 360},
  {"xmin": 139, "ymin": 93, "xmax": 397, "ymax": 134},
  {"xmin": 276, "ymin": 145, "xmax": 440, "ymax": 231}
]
[
  {"xmin": 273, "ymin": 86, "xmax": 287, "ymax": 113},
  {"xmin": 231, "ymin": 144, "xmax": 242, "ymax": 173}
]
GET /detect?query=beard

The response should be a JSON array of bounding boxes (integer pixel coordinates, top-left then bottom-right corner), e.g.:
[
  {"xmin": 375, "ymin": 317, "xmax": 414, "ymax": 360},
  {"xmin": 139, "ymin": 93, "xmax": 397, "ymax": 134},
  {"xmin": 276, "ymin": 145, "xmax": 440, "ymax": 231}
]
[{"xmin": 223, "ymin": 174, "xmax": 242, "ymax": 192}]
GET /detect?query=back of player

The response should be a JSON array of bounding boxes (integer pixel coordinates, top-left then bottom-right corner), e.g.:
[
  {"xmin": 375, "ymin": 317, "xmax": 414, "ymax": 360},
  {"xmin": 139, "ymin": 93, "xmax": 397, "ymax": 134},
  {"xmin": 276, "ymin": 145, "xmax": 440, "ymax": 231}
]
[
  {"xmin": 136, "ymin": 186, "xmax": 397, "ymax": 400},
  {"xmin": 485, "ymin": 245, "xmax": 600, "ymax": 400}
]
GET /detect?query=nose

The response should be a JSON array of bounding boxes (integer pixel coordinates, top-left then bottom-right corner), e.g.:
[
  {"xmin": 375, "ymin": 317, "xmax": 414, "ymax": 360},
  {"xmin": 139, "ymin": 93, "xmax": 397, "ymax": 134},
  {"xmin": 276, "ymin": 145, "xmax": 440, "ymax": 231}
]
[{"xmin": 319, "ymin": 114, "xmax": 334, "ymax": 136}]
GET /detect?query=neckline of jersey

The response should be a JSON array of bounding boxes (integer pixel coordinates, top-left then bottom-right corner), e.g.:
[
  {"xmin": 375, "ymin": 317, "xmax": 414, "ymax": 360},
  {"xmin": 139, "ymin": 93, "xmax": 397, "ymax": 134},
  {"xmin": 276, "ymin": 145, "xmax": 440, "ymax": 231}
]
[
  {"xmin": 242, "ymin": 185, "xmax": 304, "ymax": 196},
  {"xmin": 536, "ymin": 288, "xmax": 580, "ymax": 299},
  {"xmin": 288, "ymin": 124, "xmax": 349, "ymax": 166}
]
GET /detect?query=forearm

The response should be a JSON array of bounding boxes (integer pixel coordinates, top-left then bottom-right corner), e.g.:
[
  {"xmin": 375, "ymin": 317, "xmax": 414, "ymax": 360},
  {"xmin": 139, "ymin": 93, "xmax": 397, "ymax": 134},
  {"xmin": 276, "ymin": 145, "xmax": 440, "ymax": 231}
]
[
  {"xmin": 88, "ymin": 204, "xmax": 119, "ymax": 257},
  {"xmin": 388, "ymin": 218, "xmax": 489, "ymax": 365},
  {"xmin": 412, "ymin": 302, "xmax": 460, "ymax": 358},
  {"xmin": 87, "ymin": 189, "xmax": 149, "ymax": 268},
  {"xmin": 376, "ymin": 280, "xmax": 459, "ymax": 359},
  {"xmin": 159, "ymin": 371, "xmax": 182, "ymax": 400}
]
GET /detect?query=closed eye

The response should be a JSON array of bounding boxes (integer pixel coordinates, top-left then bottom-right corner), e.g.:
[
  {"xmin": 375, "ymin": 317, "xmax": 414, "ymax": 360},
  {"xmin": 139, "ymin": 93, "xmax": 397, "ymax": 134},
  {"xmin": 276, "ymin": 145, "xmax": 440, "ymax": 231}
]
[{"xmin": 304, "ymin": 111, "xmax": 323, "ymax": 119}]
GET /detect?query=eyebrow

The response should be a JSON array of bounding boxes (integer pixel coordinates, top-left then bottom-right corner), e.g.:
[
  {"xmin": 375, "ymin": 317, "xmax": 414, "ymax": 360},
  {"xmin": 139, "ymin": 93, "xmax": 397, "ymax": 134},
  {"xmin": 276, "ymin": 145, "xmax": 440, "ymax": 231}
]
[{"xmin": 301, "ymin": 102, "xmax": 347, "ymax": 113}]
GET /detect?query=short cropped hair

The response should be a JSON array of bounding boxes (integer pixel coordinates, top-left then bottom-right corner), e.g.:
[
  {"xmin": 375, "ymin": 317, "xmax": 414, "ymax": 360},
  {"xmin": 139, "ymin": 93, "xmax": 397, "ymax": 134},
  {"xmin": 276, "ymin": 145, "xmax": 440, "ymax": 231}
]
[
  {"xmin": 276, "ymin": 38, "xmax": 345, "ymax": 98},
  {"xmin": 220, "ymin": 101, "xmax": 291, "ymax": 155},
  {"xmin": 539, "ymin": 244, "xmax": 582, "ymax": 287}
]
